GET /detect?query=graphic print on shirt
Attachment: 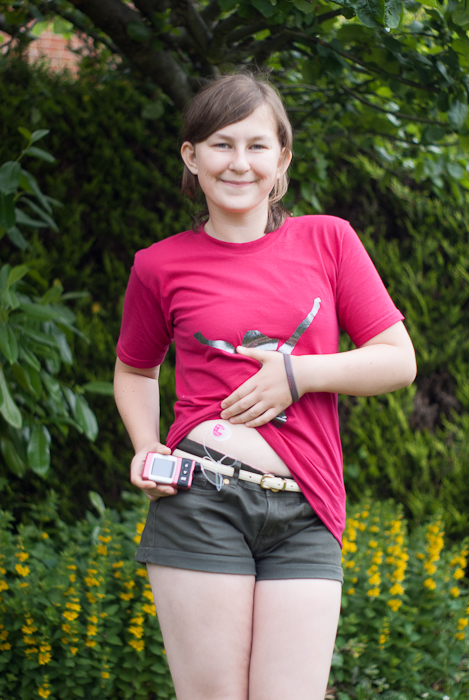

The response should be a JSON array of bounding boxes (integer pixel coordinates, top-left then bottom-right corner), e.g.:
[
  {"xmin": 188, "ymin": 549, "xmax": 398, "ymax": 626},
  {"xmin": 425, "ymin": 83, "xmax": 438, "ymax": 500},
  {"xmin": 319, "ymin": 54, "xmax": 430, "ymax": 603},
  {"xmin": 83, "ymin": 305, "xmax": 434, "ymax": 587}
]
[{"xmin": 194, "ymin": 298, "xmax": 321, "ymax": 424}]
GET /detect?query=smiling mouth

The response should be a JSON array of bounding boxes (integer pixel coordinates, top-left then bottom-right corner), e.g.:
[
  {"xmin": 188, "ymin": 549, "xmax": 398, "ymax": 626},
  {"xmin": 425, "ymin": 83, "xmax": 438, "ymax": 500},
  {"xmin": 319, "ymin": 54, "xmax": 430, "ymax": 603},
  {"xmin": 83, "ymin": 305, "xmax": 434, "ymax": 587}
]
[{"xmin": 221, "ymin": 180, "xmax": 255, "ymax": 185}]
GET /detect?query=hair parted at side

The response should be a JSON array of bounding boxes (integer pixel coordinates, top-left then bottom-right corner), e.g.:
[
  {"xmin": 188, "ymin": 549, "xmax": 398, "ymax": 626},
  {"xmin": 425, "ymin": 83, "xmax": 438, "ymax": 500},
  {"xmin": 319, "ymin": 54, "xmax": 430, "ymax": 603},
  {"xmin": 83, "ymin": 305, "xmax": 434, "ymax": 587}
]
[{"xmin": 181, "ymin": 73, "xmax": 293, "ymax": 233}]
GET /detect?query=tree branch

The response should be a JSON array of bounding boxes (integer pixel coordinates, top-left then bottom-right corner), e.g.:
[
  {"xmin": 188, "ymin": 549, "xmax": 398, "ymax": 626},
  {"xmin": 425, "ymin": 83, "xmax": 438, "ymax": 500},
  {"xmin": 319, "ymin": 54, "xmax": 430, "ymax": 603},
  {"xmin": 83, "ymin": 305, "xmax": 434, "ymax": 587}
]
[
  {"xmin": 67, "ymin": 0, "xmax": 194, "ymax": 108},
  {"xmin": 340, "ymin": 84, "xmax": 446, "ymax": 126},
  {"xmin": 201, "ymin": 0, "xmax": 221, "ymax": 26},
  {"xmin": 170, "ymin": 0, "xmax": 212, "ymax": 54},
  {"xmin": 133, "ymin": 0, "xmax": 170, "ymax": 17},
  {"xmin": 45, "ymin": 1, "xmax": 122, "ymax": 56},
  {"xmin": 226, "ymin": 22, "xmax": 268, "ymax": 45}
]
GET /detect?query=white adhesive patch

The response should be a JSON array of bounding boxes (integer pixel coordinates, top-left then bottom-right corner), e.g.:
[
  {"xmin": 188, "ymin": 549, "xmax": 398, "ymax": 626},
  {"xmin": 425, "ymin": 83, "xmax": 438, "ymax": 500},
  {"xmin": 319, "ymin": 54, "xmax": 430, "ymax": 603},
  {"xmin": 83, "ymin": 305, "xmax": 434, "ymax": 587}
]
[{"xmin": 211, "ymin": 421, "xmax": 232, "ymax": 442}]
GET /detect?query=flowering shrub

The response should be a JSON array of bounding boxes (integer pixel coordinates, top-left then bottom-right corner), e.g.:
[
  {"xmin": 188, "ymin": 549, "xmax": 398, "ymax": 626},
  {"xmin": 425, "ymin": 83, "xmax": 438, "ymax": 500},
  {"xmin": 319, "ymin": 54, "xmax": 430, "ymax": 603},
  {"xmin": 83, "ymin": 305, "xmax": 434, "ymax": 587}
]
[
  {"xmin": 0, "ymin": 494, "xmax": 174, "ymax": 700},
  {"xmin": 0, "ymin": 495, "xmax": 467, "ymax": 700},
  {"xmin": 334, "ymin": 499, "xmax": 469, "ymax": 699}
]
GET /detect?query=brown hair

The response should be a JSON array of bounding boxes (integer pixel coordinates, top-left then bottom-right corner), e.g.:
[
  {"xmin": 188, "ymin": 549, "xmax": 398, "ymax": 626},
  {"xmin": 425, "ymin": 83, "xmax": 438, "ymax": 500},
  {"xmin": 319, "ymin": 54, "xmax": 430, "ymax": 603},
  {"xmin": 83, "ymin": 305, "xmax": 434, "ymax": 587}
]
[{"xmin": 181, "ymin": 73, "xmax": 293, "ymax": 233}]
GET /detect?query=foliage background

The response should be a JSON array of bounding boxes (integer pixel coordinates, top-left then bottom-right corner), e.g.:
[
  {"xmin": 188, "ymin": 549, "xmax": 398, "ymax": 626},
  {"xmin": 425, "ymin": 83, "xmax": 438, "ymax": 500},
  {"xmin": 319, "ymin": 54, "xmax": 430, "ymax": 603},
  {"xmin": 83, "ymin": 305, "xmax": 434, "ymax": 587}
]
[{"xmin": 1, "ymin": 56, "xmax": 468, "ymax": 539}]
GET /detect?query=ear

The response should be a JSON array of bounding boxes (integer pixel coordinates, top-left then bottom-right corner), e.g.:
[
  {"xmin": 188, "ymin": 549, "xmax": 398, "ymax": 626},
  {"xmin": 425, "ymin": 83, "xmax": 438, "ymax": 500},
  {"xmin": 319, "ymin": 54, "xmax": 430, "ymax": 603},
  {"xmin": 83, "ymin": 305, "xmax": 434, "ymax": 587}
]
[
  {"xmin": 181, "ymin": 141, "xmax": 198, "ymax": 175},
  {"xmin": 277, "ymin": 148, "xmax": 292, "ymax": 177}
]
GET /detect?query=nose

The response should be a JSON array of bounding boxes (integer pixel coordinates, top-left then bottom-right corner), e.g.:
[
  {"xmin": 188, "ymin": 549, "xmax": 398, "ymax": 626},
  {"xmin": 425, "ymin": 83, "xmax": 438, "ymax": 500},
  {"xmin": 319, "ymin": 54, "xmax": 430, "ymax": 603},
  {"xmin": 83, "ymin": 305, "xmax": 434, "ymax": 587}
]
[{"xmin": 228, "ymin": 147, "xmax": 250, "ymax": 173}]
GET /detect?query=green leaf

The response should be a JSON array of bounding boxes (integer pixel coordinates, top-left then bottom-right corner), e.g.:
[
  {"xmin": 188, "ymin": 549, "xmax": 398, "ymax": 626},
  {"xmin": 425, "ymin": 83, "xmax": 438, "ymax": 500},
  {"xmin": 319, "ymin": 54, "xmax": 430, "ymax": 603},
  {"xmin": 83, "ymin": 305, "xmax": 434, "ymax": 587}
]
[
  {"xmin": 12, "ymin": 362, "xmax": 41, "ymax": 398},
  {"xmin": 251, "ymin": 0, "xmax": 279, "ymax": 18},
  {"xmin": 0, "ymin": 193, "xmax": 15, "ymax": 230},
  {"xmin": 6, "ymin": 264, "xmax": 29, "ymax": 289},
  {"xmin": 20, "ymin": 170, "xmax": 52, "ymax": 214},
  {"xmin": 30, "ymin": 129, "xmax": 50, "ymax": 144},
  {"xmin": 293, "ymin": 0, "xmax": 315, "ymax": 13},
  {"xmin": 384, "ymin": 0, "xmax": 403, "ymax": 28},
  {"xmin": 19, "ymin": 302, "xmax": 75, "ymax": 325},
  {"xmin": 0, "ymin": 437, "xmax": 27, "ymax": 477},
  {"xmin": 18, "ymin": 343, "xmax": 41, "ymax": 372},
  {"xmin": 18, "ymin": 127, "xmax": 32, "ymax": 142},
  {"xmin": 141, "ymin": 101, "xmax": 164, "ymax": 120},
  {"xmin": 447, "ymin": 162, "xmax": 465, "ymax": 179},
  {"xmin": 20, "ymin": 326, "xmax": 59, "ymax": 349},
  {"xmin": 448, "ymin": 96, "xmax": 468, "ymax": 130},
  {"xmin": 0, "ymin": 324, "xmax": 19, "ymax": 364},
  {"xmin": 350, "ymin": 0, "xmax": 385, "ymax": 27},
  {"xmin": 126, "ymin": 21, "xmax": 152, "ymax": 41},
  {"xmin": 7, "ymin": 226, "xmax": 28, "ymax": 251},
  {"xmin": 27, "ymin": 424, "xmax": 51, "ymax": 477},
  {"xmin": 0, "ymin": 162, "xmax": 22, "ymax": 195},
  {"xmin": 452, "ymin": 3, "xmax": 469, "ymax": 26},
  {"xmin": 22, "ymin": 198, "xmax": 58, "ymax": 232},
  {"xmin": 89, "ymin": 490, "xmax": 106, "ymax": 517},
  {"xmin": 76, "ymin": 395, "xmax": 98, "ymax": 442},
  {"xmin": 22, "ymin": 146, "xmax": 56, "ymax": 163},
  {"xmin": 15, "ymin": 208, "xmax": 48, "ymax": 228},
  {"xmin": 51, "ymin": 328, "xmax": 73, "ymax": 365},
  {"xmin": 0, "ymin": 364, "xmax": 22, "ymax": 429},
  {"xmin": 83, "ymin": 381, "xmax": 114, "ymax": 396}
]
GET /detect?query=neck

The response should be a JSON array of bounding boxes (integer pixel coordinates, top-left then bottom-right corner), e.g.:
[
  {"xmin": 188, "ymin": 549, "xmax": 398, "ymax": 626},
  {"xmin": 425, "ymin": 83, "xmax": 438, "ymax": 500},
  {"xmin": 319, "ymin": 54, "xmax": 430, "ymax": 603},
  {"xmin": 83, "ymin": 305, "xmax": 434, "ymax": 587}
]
[{"xmin": 204, "ymin": 206, "xmax": 269, "ymax": 243}]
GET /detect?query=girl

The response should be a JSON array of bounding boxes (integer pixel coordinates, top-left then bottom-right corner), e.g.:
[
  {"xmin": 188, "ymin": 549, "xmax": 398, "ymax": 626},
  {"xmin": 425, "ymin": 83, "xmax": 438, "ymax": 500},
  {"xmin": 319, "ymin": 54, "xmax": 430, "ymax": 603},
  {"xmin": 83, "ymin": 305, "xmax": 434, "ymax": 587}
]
[{"xmin": 114, "ymin": 73, "xmax": 416, "ymax": 700}]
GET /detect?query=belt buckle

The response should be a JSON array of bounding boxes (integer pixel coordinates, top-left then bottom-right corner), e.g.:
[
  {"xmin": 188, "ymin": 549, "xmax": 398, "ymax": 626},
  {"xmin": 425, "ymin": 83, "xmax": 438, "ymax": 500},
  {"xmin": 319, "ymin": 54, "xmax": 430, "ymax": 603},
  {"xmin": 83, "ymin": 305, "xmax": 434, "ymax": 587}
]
[{"xmin": 259, "ymin": 473, "xmax": 286, "ymax": 493}]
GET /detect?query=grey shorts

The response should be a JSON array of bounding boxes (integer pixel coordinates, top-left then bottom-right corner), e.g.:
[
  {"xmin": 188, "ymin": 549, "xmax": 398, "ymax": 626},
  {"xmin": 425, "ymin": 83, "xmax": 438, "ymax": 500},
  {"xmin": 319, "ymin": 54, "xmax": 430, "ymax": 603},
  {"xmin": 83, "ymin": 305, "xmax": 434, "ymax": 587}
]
[{"xmin": 135, "ymin": 451, "xmax": 343, "ymax": 583}]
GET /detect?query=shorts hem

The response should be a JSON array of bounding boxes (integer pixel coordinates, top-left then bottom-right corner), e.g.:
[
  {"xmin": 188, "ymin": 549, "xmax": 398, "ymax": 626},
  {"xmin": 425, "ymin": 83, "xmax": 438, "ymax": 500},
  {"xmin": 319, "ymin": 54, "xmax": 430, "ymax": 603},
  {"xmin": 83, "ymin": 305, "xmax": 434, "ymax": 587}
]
[
  {"xmin": 135, "ymin": 546, "xmax": 256, "ymax": 576},
  {"xmin": 256, "ymin": 564, "xmax": 343, "ymax": 583}
]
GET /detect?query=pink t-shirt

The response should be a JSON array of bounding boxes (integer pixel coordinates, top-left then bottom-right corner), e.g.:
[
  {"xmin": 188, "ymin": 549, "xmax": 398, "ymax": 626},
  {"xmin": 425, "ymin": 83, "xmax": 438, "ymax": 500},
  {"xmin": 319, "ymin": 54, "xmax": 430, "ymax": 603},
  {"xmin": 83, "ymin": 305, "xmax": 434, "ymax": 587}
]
[{"xmin": 117, "ymin": 215, "xmax": 404, "ymax": 544}]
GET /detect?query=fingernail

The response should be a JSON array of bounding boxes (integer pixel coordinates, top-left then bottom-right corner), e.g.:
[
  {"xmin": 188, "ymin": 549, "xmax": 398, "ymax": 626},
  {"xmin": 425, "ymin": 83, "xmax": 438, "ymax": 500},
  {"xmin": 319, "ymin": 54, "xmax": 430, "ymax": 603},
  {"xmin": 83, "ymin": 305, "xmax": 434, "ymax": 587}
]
[{"xmin": 221, "ymin": 403, "xmax": 227, "ymax": 409}]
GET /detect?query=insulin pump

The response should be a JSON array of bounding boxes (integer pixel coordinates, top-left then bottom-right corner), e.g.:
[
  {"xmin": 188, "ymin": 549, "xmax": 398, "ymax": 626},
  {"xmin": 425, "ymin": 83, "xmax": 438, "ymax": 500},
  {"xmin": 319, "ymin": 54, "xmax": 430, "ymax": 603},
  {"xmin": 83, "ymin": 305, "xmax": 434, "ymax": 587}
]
[{"xmin": 142, "ymin": 453, "xmax": 197, "ymax": 489}]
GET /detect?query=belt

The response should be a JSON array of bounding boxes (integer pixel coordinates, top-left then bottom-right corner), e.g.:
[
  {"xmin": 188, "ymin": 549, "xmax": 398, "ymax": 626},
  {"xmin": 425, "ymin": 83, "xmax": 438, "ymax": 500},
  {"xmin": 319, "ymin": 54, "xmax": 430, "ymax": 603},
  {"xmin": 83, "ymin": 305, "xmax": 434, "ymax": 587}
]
[{"xmin": 175, "ymin": 438, "xmax": 301, "ymax": 493}]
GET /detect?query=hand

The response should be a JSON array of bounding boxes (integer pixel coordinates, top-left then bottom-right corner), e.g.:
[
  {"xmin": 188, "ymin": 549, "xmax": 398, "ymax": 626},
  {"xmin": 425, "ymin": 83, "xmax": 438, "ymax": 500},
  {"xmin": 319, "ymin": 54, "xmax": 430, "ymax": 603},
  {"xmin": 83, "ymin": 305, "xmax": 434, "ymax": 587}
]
[
  {"xmin": 220, "ymin": 346, "xmax": 292, "ymax": 427},
  {"xmin": 130, "ymin": 441, "xmax": 177, "ymax": 501}
]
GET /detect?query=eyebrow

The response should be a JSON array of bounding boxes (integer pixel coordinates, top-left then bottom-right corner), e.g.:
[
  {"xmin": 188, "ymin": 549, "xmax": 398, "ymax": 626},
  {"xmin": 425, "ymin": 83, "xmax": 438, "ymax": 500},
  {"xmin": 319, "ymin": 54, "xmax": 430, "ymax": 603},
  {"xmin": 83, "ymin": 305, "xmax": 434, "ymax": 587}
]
[{"xmin": 212, "ymin": 132, "xmax": 272, "ymax": 141}]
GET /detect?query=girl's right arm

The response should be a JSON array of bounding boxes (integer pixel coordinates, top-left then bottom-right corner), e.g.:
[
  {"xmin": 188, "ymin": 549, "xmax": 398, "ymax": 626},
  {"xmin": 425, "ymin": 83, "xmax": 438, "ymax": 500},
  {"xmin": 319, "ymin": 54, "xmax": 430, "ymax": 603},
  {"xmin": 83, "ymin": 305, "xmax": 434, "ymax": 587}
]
[{"xmin": 114, "ymin": 357, "xmax": 177, "ymax": 500}]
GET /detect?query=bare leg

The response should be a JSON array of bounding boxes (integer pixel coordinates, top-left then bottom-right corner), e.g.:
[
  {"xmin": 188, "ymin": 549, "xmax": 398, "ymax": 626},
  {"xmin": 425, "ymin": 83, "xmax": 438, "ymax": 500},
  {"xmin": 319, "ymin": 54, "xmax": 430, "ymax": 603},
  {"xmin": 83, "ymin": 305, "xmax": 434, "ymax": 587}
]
[
  {"xmin": 147, "ymin": 564, "xmax": 256, "ymax": 700},
  {"xmin": 249, "ymin": 579, "xmax": 342, "ymax": 700}
]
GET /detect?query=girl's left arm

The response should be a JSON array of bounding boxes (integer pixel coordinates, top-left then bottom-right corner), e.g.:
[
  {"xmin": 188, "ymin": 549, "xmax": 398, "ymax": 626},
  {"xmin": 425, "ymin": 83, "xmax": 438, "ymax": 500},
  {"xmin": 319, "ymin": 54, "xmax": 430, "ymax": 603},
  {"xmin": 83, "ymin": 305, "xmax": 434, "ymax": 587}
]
[{"xmin": 220, "ymin": 321, "xmax": 416, "ymax": 428}]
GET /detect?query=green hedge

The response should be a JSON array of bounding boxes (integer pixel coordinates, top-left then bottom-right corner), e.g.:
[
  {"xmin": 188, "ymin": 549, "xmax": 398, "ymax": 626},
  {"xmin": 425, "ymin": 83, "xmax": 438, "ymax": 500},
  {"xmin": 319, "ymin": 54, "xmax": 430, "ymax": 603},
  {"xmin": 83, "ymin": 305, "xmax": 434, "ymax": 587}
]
[
  {"xmin": 1, "ymin": 58, "xmax": 469, "ymax": 540},
  {"xmin": 0, "ymin": 496, "xmax": 467, "ymax": 700}
]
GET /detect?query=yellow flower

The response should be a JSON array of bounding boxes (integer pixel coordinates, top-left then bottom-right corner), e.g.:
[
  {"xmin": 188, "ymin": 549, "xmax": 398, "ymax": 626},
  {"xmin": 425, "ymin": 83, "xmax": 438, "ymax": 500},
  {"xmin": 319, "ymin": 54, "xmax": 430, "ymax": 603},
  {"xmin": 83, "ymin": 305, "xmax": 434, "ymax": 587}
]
[
  {"xmin": 15, "ymin": 564, "xmax": 30, "ymax": 577},
  {"xmin": 368, "ymin": 573, "xmax": 381, "ymax": 587},
  {"xmin": 453, "ymin": 568, "xmax": 465, "ymax": 580},
  {"xmin": 424, "ymin": 578, "xmax": 436, "ymax": 590},
  {"xmin": 39, "ymin": 651, "xmax": 51, "ymax": 665},
  {"xmin": 136, "ymin": 522, "xmax": 145, "ymax": 534},
  {"xmin": 367, "ymin": 587, "xmax": 380, "ymax": 597},
  {"xmin": 379, "ymin": 634, "xmax": 387, "ymax": 646},
  {"xmin": 19, "ymin": 582, "xmax": 29, "ymax": 588},
  {"xmin": 387, "ymin": 599, "xmax": 402, "ymax": 612},
  {"xmin": 70, "ymin": 647, "xmax": 78, "ymax": 655},
  {"xmin": 22, "ymin": 623, "xmax": 38, "ymax": 634},
  {"xmin": 42, "ymin": 532, "xmax": 49, "ymax": 539},
  {"xmin": 66, "ymin": 565, "xmax": 77, "ymax": 570},
  {"xmin": 38, "ymin": 684, "xmax": 51, "ymax": 698},
  {"xmin": 424, "ymin": 562, "xmax": 436, "ymax": 575},
  {"xmin": 85, "ymin": 576, "xmax": 99, "ymax": 587},
  {"xmin": 370, "ymin": 525, "xmax": 379, "ymax": 533},
  {"xmin": 369, "ymin": 540, "xmax": 378, "ymax": 548},
  {"xmin": 129, "ymin": 639, "xmax": 145, "ymax": 652},
  {"xmin": 455, "ymin": 631, "xmax": 465, "ymax": 641},
  {"xmin": 129, "ymin": 625, "xmax": 144, "ymax": 638},
  {"xmin": 86, "ymin": 640, "xmax": 97, "ymax": 648},
  {"xmin": 63, "ymin": 611, "xmax": 79, "ymax": 622},
  {"xmin": 457, "ymin": 618, "xmax": 468, "ymax": 630},
  {"xmin": 98, "ymin": 535, "xmax": 112, "ymax": 543},
  {"xmin": 136, "ymin": 568, "xmax": 148, "ymax": 577},
  {"xmin": 87, "ymin": 625, "xmax": 97, "ymax": 637},
  {"xmin": 15, "ymin": 551, "xmax": 29, "ymax": 561},
  {"xmin": 0, "ymin": 630, "xmax": 8, "ymax": 641},
  {"xmin": 130, "ymin": 616, "xmax": 144, "ymax": 626},
  {"xmin": 0, "ymin": 581, "xmax": 9, "ymax": 592},
  {"xmin": 120, "ymin": 592, "xmax": 134, "ymax": 601},
  {"xmin": 389, "ymin": 582, "xmax": 404, "ymax": 596},
  {"xmin": 450, "ymin": 586, "xmax": 460, "ymax": 597},
  {"xmin": 143, "ymin": 589, "xmax": 154, "ymax": 601},
  {"xmin": 0, "ymin": 642, "xmax": 12, "ymax": 651},
  {"xmin": 88, "ymin": 615, "xmax": 98, "ymax": 624},
  {"xmin": 97, "ymin": 545, "xmax": 108, "ymax": 556},
  {"xmin": 101, "ymin": 671, "xmax": 110, "ymax": 679},
  {"xmin": 62, "ymin": 624, "xmax": 71, "ymax": 633},
  {"xmin": 112, "ymin": 561, "xmax": 124, "ymax": 569},
  {"xmin": 346, "ymin": 588, "xmax": 355, "ymax": 596},
  {"xmin": 142, "ymin": 603, "xmax": 156, "ymax": 616},
  {"xmin": 65, "ymin": 602, "xmax": 81, "ymax": 612},
  {"xmin": 416, "ymin": 552, "xmax": 425, "ymax": 560}
]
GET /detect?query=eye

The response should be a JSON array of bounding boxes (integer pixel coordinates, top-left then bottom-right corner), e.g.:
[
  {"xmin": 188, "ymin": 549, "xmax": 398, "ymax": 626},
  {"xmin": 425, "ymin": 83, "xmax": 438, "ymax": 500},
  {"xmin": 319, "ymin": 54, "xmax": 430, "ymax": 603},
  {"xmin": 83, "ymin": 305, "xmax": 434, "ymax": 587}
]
[
  {"xmin": 250, "ymin": 144, "xmax": 267, "ymax": 150},
  {"xmin": 213, "ymin": 142, "xmax": 231, "ymax": 149}
]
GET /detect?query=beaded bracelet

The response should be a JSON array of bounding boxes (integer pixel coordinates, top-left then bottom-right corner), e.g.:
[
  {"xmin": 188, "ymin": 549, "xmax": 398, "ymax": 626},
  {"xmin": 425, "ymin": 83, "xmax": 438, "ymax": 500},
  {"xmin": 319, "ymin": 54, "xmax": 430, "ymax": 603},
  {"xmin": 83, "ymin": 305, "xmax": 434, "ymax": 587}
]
[{"xmin": 283, "ymin": 354, "xmax": 300, "ymax": 404}]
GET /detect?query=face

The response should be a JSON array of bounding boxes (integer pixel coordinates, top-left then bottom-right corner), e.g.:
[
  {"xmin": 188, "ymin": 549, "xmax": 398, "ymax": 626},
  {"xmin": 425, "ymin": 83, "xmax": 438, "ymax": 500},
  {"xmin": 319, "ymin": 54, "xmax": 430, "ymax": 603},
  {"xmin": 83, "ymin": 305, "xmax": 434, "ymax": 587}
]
[{"xmin": 181, "ymin": 104, "xmax": 291, "ymax": 220}]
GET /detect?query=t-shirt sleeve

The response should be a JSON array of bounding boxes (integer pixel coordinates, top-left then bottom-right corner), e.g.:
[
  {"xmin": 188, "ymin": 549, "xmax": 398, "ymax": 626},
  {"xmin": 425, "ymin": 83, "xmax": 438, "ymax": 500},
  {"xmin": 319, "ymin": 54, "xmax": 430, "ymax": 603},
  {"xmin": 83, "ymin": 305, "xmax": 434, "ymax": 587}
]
[
  {"xmin": 336, "ymin": 223, "xmax": 404, "ymax": 347},
  {"xmin": 116, "ymin": 265, "xmax": 172, "ymax": 368}
]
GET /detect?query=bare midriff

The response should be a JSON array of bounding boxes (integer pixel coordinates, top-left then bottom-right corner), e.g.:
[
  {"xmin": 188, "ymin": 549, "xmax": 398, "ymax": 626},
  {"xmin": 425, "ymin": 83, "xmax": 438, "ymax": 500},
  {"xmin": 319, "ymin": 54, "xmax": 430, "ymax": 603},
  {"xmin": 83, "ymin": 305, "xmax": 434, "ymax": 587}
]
[{"xmin": 181, "ymin": 419, "xmax": 293, "ymax": 477}]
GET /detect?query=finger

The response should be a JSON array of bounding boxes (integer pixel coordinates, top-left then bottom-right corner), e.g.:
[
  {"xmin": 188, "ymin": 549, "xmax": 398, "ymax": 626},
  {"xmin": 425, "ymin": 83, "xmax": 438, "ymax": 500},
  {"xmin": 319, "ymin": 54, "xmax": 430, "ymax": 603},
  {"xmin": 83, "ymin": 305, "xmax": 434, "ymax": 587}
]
[
  {"xmin": 235, "ymin": 345, "xmax": 268, "ymax": 362},
  {"xmin": 221, "ymin": 380, "xmax": 256, "ymax": 412},
  {"xmin": 226, "ymin": 400, "xmax": 268, "ymax": 424},
  {"xmin": 245, "ymin": 408, "xmax": 282, "ymax": 428}
]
